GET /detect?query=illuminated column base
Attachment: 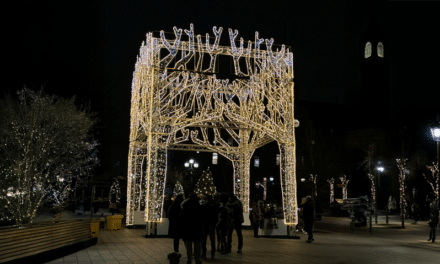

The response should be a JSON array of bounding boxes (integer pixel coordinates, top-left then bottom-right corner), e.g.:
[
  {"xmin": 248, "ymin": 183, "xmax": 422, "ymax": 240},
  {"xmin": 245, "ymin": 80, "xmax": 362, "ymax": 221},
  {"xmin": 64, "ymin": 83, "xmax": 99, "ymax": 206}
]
[
  {"xmin": 279, "ymin": 142, "xmax": 298, "ymax": 226},
  {"xmin": 126, "ymin": 144, "xmax": 147, "ymax": 226},
  {"xmin": 144, "ymin": 135, "xmax": 167, "ymax": 223}
]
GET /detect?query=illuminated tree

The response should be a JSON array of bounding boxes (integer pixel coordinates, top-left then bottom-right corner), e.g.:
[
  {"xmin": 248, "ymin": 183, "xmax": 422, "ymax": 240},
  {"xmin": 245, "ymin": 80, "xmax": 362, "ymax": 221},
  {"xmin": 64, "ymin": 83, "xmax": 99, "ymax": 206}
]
[
  {"xmin": 0, "ymin": 88, "xmax": 99, "ymax": 225},
  {"xmin": 423, "ymin": 162, "xmax": 439, "ymax": 201},
  {"xmin": 109, "ymin": 177, "xmax": 121, "ymax": 203},
  {"xmin": 327, "ymin": 178, "xmax": 335, "ymax": 203},
  {"xmin": 194, "ymin": 169, "xmax": 216, "ymax": 197},
  {"xmin": 173, "ymin": 181, "xmax": 185, "ymax": 199},
  {"xmin": 339, "ymin": 175, "xmax": 350, "ymax": 200}
]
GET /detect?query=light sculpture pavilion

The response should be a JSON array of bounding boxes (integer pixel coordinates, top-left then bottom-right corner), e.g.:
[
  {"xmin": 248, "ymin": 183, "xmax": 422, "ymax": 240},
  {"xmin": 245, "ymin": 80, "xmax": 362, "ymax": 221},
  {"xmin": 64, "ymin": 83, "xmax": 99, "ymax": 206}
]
[{"xmin": 127, "ymin": 24, "xmax": 298, "ymax": 230}]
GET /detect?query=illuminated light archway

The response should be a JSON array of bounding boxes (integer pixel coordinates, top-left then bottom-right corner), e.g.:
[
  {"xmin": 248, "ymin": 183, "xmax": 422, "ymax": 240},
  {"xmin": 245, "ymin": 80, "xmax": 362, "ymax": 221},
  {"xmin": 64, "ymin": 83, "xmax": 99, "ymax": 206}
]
[{"xmin": 127, "ymin": 24, "xmax": 298, "ymax": 227}]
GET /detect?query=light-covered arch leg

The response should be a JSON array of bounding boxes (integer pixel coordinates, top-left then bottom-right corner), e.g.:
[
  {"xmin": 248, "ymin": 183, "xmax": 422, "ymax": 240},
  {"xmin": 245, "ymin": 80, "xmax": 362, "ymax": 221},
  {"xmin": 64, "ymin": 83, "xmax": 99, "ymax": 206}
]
[{"xmin": 278, "ymin": 142, "xmax": 298, "ymax": 227}]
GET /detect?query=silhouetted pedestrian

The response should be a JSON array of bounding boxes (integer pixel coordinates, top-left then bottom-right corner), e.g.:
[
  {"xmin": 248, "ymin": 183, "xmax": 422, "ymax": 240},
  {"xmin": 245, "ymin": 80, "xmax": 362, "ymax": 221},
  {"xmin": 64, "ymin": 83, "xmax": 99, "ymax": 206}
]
[
  {"xmin": 300, "ymin": 195, "xmax": 315, "ymax": 243},
  {"xmin": 428, "ymin": 199, "xmax": 439, "ymax": 243},
  {"xmin": 168, "ymin": 194, "xmax": 184, "ymax": 253},
  {"xmin": 226, "ymin": 194, "xmax": 244, "ymax": 253},
  {"xmin": 216, "ymin": 196, "xmax": 232, "ymax": 254},
  {"xmin": 411, "ymin": 201, "xmax": 420, "ymax": 224},
  {"xmin": 180, "ymin": 193, "xmax": 203, "ymax": 264},
  {"xmin": 201, "ymin": 195, "xmax": 219, "ymax": 259},
  {"xmin": 251, "ymin": 200, "xmax": 262, "ymax": 237}
]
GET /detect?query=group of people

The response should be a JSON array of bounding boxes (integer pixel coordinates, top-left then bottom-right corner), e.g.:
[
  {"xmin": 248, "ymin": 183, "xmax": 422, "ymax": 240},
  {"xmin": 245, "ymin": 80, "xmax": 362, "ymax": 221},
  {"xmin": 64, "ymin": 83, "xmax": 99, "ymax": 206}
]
[{"xmin": 167, "ymin": 193, "xmax": 244, "ymax": 264}]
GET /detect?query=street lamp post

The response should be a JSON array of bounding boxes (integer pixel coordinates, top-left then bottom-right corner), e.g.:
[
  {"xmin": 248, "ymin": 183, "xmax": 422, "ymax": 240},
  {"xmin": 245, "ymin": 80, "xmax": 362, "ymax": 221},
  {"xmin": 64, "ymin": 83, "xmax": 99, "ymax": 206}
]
[
  {"xmin": 184, "ymin": 159, "xmax": 199, "ymax": 192},
  {"xmin": 431, "ymin": 126, "xmax": 440, "ymax": 184},
  {"xmin": 375, "ymin": 164, "xmax": 385, "ymax": 224}
]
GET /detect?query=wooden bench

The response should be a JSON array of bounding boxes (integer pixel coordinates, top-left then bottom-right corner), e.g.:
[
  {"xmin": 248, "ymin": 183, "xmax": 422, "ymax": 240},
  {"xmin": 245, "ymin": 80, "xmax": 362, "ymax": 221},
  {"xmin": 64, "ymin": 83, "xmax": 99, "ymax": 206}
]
[{"xmin": 0, "ymin": 218, "xmax": 100, "ymax": 263}]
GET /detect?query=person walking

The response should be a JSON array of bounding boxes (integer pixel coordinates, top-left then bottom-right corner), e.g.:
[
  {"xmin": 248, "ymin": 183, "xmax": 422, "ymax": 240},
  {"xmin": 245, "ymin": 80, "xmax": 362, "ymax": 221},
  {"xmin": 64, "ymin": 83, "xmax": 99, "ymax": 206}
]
[
  {"xmin": 251, "ymin": 200, "xmax": 262, "ymax": 237},
  {"xmin": 168, "ymin": 194, "xmax": 184, "ymax": 253},
  {"xmin": 180, "ymin": 193, "xmax": 203, "ymax": 264},
  {"xmin": 201, "ymin": 195, "xmax": 219, "ymax": 259},
  {"xmin": 300, "ymin": 195, "xmax": 315, "ymax": 243},
  {"xmin": 216, "ymin": 197, "xmax": 231, "ymax": 254},
  {"xmin": 226, "ymin": 194, "xmax": 244, "ymax": 253},
  {"xmin": 428, "ymin": 199, "xmax": 439, "ymax": 243},
  {"xmin": 411, "ymin": 201, "xmax": 420, "ymax": 224}
]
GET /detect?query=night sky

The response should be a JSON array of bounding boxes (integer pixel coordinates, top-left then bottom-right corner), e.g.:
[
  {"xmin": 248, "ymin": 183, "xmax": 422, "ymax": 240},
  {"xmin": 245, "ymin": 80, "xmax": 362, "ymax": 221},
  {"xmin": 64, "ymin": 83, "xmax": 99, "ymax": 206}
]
[{"xmin": 4, "ymin": 0, "xmax": 440, "ymax": 180}]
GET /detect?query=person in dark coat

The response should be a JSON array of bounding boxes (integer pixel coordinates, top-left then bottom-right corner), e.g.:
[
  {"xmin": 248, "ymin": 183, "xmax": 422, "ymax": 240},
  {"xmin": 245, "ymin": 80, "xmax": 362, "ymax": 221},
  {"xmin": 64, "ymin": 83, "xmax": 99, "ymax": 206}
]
[
  {"xmin": 428, "ymin": 199, "xmax": 439, "ymax": 243},
  {"xmin": 216, "ymin": 195, "xmax": 231, "ymax": 254},
  {"xmin": 180, "ymin": 193, "xmax": 203, "ymax": 264},
  {"xmin": 226, "ymin": 194, "xmax": 244, "ymax": 253},
  {"xmin": 251, "ymin": 200, "xmax": 262, "ymax": 237},
  {"xmin": 200, "ymin": 195, "xmax": 219, "ymax": 259},
  {"xmin": 299, "ymin": 195, "xmax": 315, "ymax": 243},
  {"xmin": 168, "ymin": 194, "xmax": 184, "ymax": 252}
]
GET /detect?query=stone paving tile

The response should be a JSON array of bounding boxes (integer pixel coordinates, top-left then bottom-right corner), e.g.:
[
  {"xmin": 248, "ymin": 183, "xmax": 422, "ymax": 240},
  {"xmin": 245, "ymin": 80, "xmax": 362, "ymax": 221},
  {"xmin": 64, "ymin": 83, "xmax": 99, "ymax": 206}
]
[
  {"xmin": 46, "ymin": 260, "xmax": 63, "ymax": 264},
  {"xmin": 47, "ymin": 216, "xmax": 440, "ymax": 264}
]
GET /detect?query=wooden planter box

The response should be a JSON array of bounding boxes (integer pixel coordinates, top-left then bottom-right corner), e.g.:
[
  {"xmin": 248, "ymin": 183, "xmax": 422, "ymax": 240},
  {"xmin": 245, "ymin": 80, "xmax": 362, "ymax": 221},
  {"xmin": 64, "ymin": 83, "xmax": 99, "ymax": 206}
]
[{"xmin": 0, "ymin": 219, "xmax": 100, "ymax": 263}]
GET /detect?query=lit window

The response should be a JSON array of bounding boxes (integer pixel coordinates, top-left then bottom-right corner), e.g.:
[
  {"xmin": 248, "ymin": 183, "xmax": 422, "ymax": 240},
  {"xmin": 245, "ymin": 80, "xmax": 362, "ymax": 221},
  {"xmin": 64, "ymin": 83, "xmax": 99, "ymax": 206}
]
[
  {"xmin": 377, "ymin": 42, "xmax": 384, "ymax": 58},
  {"xmin": 365, "ymin": 42, "xmax": 372, "ymax": 58},
  {"xmin": 212, "ymin": 153, "xmax": 218, "ymax": 164},
  {"xmin": 254, "ymin": 156, "xmax": 259, "ymax": 167},
  {"xmin": 276, "ymin": 154, "xmax": 280, "ymax": 165}
]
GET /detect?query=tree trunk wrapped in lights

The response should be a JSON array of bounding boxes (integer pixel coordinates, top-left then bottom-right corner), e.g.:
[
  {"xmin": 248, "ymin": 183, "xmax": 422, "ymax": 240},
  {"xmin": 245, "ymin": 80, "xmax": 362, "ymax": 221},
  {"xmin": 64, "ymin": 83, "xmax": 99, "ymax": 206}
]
[
  {"xmin": 396, "ymin": 158, "xmax": 408, "ymax": 224},
  {"xmin": 339, "ymin": 175, "xmax": 350, "ymax": 200},
  {"xmin": 424, "ymin": 162, "xmax": 439, "ymax": 201},
  {"xmin": 194, "ymin": 169, "xmax": 216, "ymax": 197},
  {"xmin": 367, "ymin": 173, "xmax": 376, "ymax": 211},
  {"xmin": 0, "ymin": 89, "xmax": 99, "ymax": 225},
  {"xmin": 128, "ymin": 24, "xmax": 298, "ymax": 227},
  {"xmin": 328, "ymin": 178, "xmax": 335, "ymax": 203}
]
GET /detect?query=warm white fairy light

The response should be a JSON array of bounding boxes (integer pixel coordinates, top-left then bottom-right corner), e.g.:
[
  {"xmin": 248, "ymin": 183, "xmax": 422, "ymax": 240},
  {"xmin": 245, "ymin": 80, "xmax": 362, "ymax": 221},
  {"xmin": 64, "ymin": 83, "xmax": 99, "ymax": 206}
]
[
  {"xmin": 327, "ymin": 178, "xmax": 335, "ymax": 203},
  {"xmin": 109, "ymin": 178, "xmax": 121, "ymax": 203},
  {"xmin": 128, "ymin": 24, "xmax": 297, "ymax": 225},
  {"xmin": 194, "ymin": 169, "xmax": 217, "ymax": 197},
  {"xmin": 173, "ymin": 181, "xmax": 185, "ymax": 199},
  {"xmin": 424, "ymin": 162, "xmax": 439, "ymax": 201},
  {"xmin": 256, "ymin": 177, "xmax": 268, "ymax": 201},
  {"xmin": 367, "ymin": 173, "xmax": 376, "ymax": 211},
  {"xmin": 339, "ymin": 175, "xmax": 350, "ymax": 200},
  {"xmin": 396, "ymin": 159, "xmax": 408, "ymax": 217},
  {"xmin": 0, "ymin": 89, "xmax": 99, "ymax": 224}
]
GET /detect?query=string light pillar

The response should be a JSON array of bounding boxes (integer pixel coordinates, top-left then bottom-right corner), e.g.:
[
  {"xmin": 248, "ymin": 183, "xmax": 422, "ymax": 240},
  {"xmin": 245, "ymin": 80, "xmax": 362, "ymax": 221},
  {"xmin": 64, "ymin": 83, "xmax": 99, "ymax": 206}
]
[
  {"xmin": 328, "ymin": 178, "xmax": 335, "ymax": 203},
  {"xmin": 339, "ymin": 175, "xmax": 350, "ymax": 200},
  {"xmin": 279, "ymin": 142, "xmax": 297, "ymax": 227},
  {"xmin": 396, "ymin": 158, "xmax": 408, "ymax": 228}
]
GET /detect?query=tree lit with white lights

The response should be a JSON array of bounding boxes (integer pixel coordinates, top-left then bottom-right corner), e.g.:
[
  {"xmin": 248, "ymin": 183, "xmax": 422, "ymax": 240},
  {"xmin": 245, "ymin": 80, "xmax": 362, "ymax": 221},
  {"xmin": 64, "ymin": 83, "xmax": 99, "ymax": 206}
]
[{"xmin": 0, "ymin": 88, "xmax": 99, "ymax": 225}]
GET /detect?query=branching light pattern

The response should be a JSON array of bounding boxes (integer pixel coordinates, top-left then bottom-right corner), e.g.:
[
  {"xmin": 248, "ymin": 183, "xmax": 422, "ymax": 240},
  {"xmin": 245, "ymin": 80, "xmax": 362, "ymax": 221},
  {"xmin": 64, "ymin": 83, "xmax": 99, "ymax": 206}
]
[{"xmin": 128, "ymin": 24, "xmax": 297, "ymax": 226}]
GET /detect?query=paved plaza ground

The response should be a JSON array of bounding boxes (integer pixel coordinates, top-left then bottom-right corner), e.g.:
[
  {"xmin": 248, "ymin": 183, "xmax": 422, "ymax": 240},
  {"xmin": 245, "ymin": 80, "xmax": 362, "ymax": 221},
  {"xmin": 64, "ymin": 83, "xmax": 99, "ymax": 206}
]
[{"xmin": 42, "ymin": 215, "xmax": 439, "ymax": 264}]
